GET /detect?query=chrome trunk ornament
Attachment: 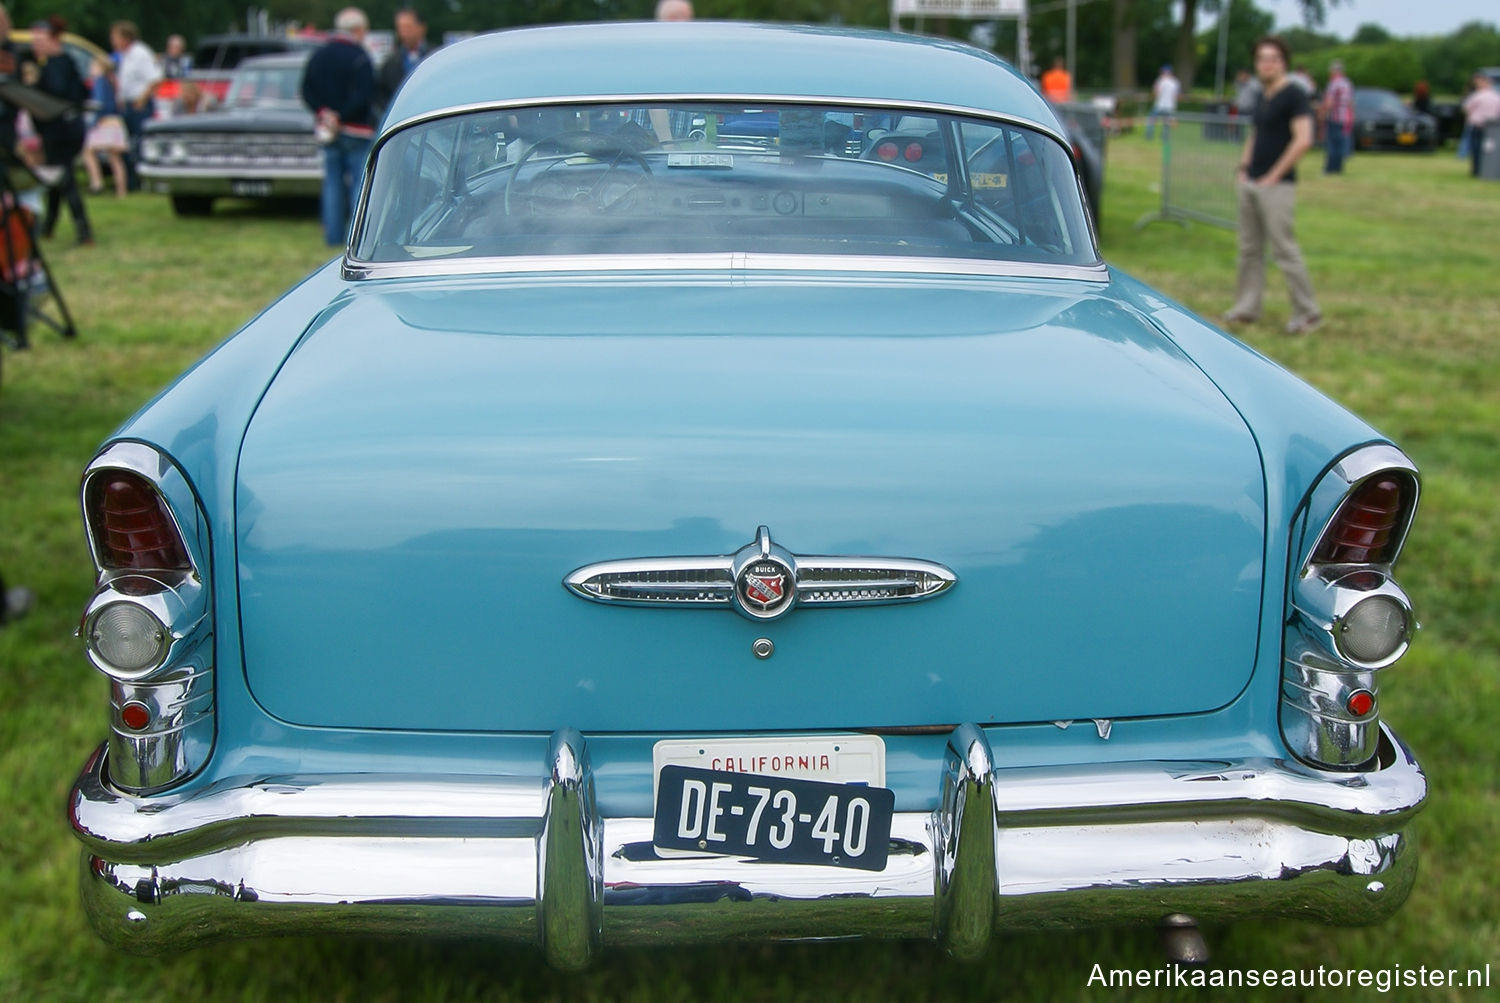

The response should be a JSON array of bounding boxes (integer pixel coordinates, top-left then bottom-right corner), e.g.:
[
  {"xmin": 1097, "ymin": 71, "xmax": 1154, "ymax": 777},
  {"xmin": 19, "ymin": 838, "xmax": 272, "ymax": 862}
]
[{"xmin": 564, "ymin": 526, "xmax": 956, "ymax": 621}]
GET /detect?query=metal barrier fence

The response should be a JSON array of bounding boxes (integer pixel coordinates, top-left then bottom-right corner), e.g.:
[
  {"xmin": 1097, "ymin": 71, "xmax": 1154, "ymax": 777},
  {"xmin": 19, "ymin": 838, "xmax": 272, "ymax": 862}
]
[{"xmin": 1135, "ymin": 111, "xmax": 1245, "ymax": 231}]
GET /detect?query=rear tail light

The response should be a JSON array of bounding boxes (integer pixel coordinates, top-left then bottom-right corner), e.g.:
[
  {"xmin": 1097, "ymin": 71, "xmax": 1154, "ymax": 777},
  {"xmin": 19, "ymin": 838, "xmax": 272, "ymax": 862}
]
[
  {"xmin": 904, "ymin": 142, "xmax": 924, "ymax": 162},
  {"xmin": 875, "ymin": 141, "xmax": 898, "ymax": 161},
  {"xmin": 1311, "ymin": 475, "xmax": 1411, "ymax": 565},
  {"xmin": 80, "ymin": 445, "xmax": 214, "ymax": 794},
  {"xmin": 1282, "ymin": 446, "xmax": 1419, "ymax": 770},
  {"xmin": 85, "ymin": 471, "xmax": 191, "ymax": 572}
]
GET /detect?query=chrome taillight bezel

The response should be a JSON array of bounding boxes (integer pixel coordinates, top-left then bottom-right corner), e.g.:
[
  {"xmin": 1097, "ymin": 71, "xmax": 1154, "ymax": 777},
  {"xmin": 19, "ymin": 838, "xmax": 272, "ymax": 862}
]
[
  {"xmin": 1282, "ymin": 444, "xmax": 1419, "ymax": 771},
  {"xmin": 80, "ymin": 443, "xmax": 215, "ymax": 794}
]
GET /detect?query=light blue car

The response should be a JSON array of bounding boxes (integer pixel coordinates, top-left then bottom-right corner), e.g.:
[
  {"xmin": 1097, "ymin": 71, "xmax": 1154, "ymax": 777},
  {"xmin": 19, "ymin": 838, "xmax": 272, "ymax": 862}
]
[{"xmin": 68, "ymin": 22, "xmax": 1424, "ymax": 967}]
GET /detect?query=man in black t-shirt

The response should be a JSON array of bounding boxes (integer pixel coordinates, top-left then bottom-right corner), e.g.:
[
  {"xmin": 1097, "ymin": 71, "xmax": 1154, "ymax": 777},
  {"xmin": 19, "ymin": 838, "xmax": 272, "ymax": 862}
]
[{"xmin": 1224, "ymin": 36, "xmax": 1320, "ymax": 335}]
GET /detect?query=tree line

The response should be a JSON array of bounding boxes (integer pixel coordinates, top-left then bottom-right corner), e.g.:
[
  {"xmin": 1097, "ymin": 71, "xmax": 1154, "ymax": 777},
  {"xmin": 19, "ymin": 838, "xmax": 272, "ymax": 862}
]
[{"xmin": 8, "ymin": 0, "xmax": 1496, "ymax": 96}]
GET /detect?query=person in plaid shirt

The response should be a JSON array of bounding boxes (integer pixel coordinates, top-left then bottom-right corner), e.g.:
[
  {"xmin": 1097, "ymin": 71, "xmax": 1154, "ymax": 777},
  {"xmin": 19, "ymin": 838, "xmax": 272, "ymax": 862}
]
[{"xmin": 1321, "ymin": 60, "xmax": 1354, "ymax": 174}]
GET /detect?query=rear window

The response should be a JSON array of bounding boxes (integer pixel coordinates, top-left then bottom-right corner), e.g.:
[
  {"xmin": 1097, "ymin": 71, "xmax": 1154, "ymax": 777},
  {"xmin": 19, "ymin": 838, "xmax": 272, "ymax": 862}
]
[
  {"xmin": 193, "ymin": 40, "xmax": 301, "ymax": 72},
  {"xmin": 353, "ymin": 101, "xmax": 1096, "ymax": 268}
]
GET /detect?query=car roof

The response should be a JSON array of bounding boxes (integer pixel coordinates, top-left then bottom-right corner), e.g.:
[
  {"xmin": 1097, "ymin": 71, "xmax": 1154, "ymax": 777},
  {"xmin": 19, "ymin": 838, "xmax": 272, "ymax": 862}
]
[
  {"xmin": 383, "ymin": 22, "xmax": 1058, "ymax": 138},
  {"xmin": 237, "ymin": 51, "xmax": 312, "ymax": 69},
  {"xmin": 195, "ymin": 33, "xmax": 318, "ymax": 47}
]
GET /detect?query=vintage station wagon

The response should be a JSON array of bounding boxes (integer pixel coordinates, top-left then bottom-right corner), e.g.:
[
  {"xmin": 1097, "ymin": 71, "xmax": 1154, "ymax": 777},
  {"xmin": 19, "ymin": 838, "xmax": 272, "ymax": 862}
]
[{"xmin": 68, "ymin": 23, "xmax": 1424, "ymax": 967}]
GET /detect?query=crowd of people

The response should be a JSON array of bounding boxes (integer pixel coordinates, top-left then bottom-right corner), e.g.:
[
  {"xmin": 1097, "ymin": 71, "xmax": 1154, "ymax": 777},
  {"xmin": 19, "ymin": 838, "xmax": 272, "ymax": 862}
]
[{"xmin": 0, "ymin": 5, "xmax": 437, "ymax": 249}]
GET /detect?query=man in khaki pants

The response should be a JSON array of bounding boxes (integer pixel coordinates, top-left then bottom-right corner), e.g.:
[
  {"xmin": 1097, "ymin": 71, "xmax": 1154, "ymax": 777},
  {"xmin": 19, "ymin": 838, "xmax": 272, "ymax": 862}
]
[{"xmin": 1224, "ymin": 36, "xmax": 1320, "ymax": 335}]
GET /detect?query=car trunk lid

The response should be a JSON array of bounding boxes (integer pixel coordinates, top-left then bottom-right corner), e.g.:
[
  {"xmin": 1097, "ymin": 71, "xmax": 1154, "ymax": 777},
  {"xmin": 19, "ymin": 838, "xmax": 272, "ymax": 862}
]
[{"xmin": 235, "ymin": 273, "xmax": 1265, "ymax": 732}]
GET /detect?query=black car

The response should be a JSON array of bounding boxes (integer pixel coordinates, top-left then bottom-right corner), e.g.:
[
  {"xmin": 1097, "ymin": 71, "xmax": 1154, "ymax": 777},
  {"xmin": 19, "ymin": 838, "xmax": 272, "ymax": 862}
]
[
  {"xmin": 1051, "ymin": 101, "xmax": 1106, "ymax": 221},
  {"xmin": 1353, "ymin": 87, "xmax": 1438, "ymax": 151},
  {"xmin": 178, "ymin": 33, "xmax": 319, "ymax": 105},
  {"xmin": 140, "ymin": 53, "xmax": 319, "ymax": 217}
]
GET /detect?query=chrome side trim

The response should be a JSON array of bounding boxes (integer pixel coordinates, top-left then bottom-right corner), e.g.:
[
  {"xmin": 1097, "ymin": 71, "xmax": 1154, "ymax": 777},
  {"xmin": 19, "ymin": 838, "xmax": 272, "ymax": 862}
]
[
  {"xmin": 73, "ymin": 723, "xmax": 1425, "ymax": 960},
  {"xmin": 344, "ymin": 251, "xmax": 1111, "ymax": 284},
  {"xmin": 564, "ymin": 526, "xmax": 957, "ymax": 620}
]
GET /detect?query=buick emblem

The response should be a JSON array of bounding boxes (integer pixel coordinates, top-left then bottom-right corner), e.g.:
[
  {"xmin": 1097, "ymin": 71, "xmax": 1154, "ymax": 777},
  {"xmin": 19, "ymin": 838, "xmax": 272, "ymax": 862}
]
[{"xmin": 731, "ymin": 529, "xmax": 797, "ymax": 620}]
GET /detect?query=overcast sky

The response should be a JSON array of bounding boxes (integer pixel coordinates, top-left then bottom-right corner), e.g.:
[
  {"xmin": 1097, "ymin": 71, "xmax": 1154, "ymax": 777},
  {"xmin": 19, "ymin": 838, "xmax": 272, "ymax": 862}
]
[{"xmin": 1260, "ymin": 0, "xmax": 1497, "ymax": 39}]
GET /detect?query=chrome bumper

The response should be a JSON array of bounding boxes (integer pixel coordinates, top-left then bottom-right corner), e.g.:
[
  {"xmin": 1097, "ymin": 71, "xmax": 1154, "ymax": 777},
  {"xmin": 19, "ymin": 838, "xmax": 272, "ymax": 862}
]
[
  {"xmin": 69, "ymin": 723, "xmax": 1425, "ymax": 968},
  {"xmin": 140, "ymin": 164, "xmax": 322, "ymax": 198}
]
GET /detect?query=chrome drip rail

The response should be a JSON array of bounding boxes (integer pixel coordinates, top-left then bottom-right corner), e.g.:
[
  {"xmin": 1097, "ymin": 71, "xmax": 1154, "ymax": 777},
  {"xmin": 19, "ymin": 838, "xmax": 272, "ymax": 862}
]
[{"xmin": 70, "ymin": 723, "xmax": 1425, "ymax": 965}]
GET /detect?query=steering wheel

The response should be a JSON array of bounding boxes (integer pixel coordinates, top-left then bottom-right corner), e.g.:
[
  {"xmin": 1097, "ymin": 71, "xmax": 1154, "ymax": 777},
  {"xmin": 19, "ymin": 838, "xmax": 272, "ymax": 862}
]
[{"xmin": 503, "ymin": 130, "xmax": 654, "ymax": 217}]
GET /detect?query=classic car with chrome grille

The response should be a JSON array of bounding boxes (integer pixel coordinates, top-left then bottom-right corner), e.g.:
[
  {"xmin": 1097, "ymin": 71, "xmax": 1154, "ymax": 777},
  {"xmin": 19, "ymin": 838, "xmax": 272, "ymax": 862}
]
[
  {"xmin": 69, "ymin": 23, "xmax": 1426, "ymax": 967},
  {"xmin": 1353, "ymin": 87, "xmax": 1439, "ymax": 152},
  {"xmin": 140, "ymin": 52, "xmax": 319, "ymax": 216}
]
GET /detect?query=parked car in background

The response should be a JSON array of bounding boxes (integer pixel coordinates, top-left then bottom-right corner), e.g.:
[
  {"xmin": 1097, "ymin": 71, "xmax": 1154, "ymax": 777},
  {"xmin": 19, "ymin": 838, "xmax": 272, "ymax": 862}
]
[
  {"xmin": 153, "ymin": 33, "xmax": 318, "ymax": 111},
  {"xmin": 1051, "ymin": 101, "xmax": 1106, "ymax": 219},
  {"xmin": 69, "ymin": 23, "xmax": 1425, "ymax": 968},
  {"xmin": 140, "ymin": 52, "xmax": 318, "ymax": 216},
  {"xmin": 6, "ymin": 28, "xmax": 109, "ymax": 82},
  {"xmin": 1354, "ymin": 87, "xmax": 1438, "ymax": 151}
]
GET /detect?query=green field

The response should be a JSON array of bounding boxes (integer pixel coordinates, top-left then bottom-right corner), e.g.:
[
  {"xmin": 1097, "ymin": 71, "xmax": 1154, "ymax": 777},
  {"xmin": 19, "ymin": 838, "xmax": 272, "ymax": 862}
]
[{"xmin": 1, "ymin": 138, "xmax": 1496, "ymax": 1001}]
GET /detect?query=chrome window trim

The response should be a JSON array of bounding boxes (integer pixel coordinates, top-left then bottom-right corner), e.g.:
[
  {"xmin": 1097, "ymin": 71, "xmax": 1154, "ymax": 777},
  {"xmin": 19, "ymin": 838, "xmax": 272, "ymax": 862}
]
[
  {"xmin": 344, "ymin": 252, "xmax": 1110, "ymax": 283},
  {"xmin": 348, "ymin": 93, "xmax": 1097, "ymax": 277},
  {"xmin": 378, "ymin": 94, "xmax": 1070, "ymax": 150}
]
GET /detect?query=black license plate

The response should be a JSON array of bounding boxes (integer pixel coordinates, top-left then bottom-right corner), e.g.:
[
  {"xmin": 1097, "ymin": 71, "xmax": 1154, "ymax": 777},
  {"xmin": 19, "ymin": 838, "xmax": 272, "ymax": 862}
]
[
  {"xmin": 653, "ymin": 765, "xmax": 894, "ymax": 871},
  {"xmin": 231, "ymin": 179, "xmax": 273, "ymax": 197}
]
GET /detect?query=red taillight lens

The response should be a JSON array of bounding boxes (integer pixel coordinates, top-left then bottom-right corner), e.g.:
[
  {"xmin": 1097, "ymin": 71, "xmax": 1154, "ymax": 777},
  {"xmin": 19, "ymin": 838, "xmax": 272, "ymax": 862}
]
[
  {"xmin": 904, "ymin": 142, "xmax": 924, "ymax": 162},
  {"xmin": 87, "ymin": 472, "xmax": 191, "ymax": 572},
  {"xmin": 120, "ymin": 701, "xmax": 153, "ymax": 731},
  {"xmin": 1313, "ymin": 476, "xmax": 1408, "ymax": 565},
  {"xmin": 875, "ymin": 141, "xmax": 898, "ymax": 161}
]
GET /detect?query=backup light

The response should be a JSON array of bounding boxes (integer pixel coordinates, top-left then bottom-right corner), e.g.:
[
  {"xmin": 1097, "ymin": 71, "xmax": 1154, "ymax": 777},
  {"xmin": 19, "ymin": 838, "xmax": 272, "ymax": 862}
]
[
  {"xmin": 88, "ymin": 602, "xmax": 168, "ymax": 674},
  {"xmin": 1337, "ymin": 595, "xmax": 1409, "ymax": 664}
]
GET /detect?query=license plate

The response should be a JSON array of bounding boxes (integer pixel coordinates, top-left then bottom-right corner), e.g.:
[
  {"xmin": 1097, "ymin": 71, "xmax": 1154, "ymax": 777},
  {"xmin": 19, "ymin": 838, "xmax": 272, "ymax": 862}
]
[
  {"xmin": 231, "ymin": 179, "xmax": 273, "ymax": 197},
  {"xmin": 652, "ymin": 734, "xmax": 885, "ymax": 789},
  {"xmin": 654, "ymin": 765, "xmax": 895, "ymax": 870},
  {"xmin": 1397, "ymin": 132, "xmax": 1417, "ymax": 145}
]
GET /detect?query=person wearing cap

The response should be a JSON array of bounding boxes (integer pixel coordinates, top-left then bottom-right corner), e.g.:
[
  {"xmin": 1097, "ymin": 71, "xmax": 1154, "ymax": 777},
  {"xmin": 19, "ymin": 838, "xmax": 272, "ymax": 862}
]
[{"xmin": 1146, "ymin": 64, "xmax": 1179, "ymax": 141}]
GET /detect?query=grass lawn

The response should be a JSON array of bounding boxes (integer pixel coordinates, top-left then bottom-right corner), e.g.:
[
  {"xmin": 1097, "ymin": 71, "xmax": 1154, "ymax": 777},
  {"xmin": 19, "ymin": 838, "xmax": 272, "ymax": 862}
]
[{"xmin": 1, "ymin": 137, "xmax": 1496, "ymax": 1001}]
